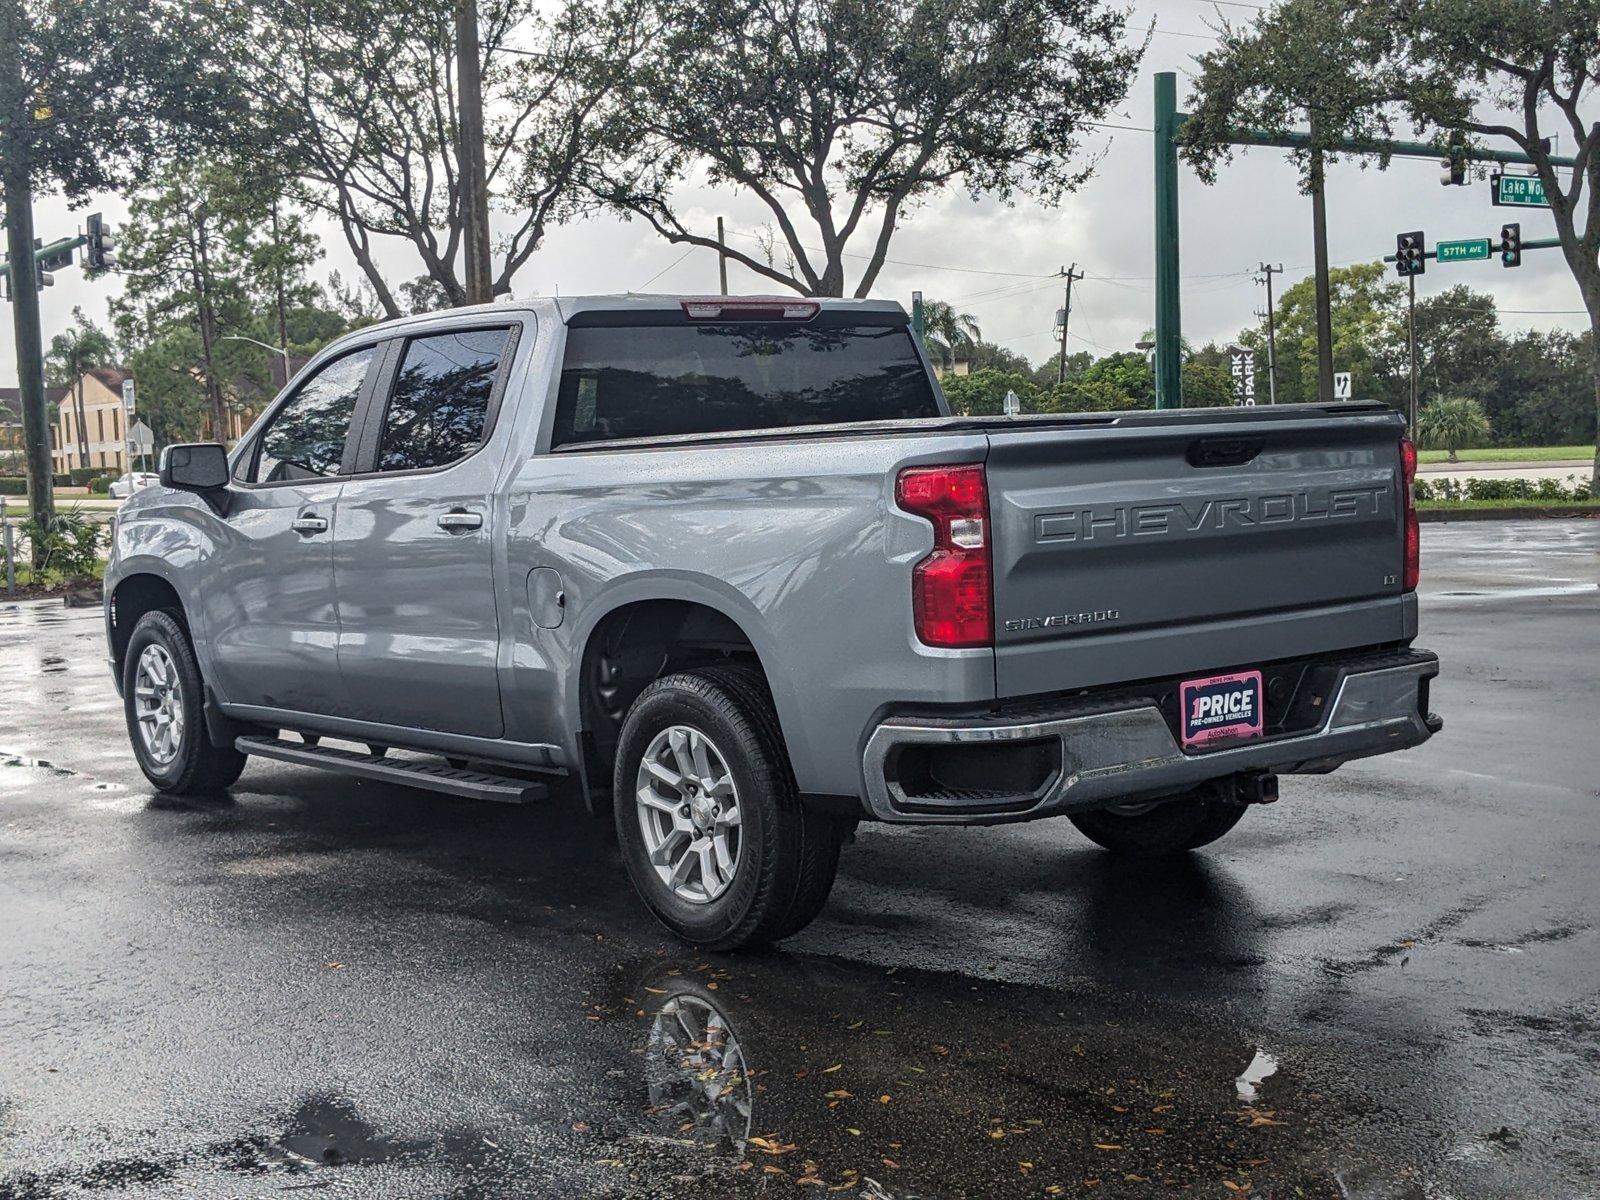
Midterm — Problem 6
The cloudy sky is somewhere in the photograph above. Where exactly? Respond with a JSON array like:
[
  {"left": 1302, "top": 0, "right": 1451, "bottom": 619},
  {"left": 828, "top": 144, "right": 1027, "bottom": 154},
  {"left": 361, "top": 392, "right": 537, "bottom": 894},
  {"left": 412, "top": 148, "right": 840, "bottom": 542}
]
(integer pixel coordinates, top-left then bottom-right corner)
[{"left": 3, "top": 0, "right": 1590, "bottom": 388}]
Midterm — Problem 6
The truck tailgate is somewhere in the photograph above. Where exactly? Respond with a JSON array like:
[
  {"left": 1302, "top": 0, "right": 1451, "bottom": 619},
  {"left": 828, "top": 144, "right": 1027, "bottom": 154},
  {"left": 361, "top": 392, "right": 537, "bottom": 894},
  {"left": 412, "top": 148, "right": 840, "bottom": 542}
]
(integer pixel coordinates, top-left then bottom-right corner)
[{"left": 985, "top": 407, "right": 1409, "bottom": 698}]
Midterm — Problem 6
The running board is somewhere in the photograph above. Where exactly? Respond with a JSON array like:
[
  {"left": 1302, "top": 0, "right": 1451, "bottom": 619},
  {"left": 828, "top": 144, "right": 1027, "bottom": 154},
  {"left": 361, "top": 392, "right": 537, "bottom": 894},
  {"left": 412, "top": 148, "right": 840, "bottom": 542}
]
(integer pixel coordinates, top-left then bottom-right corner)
[{"left": 235, "top": 735, "right": 548, "bottom": 804}]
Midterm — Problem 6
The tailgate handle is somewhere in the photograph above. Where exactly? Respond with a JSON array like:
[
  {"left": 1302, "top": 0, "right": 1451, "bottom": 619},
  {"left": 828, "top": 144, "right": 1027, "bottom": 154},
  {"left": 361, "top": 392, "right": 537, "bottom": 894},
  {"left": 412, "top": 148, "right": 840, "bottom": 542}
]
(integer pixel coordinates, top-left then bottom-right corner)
[{"left": 1187, "top": 437, "right": 1264, "bottom": 468}]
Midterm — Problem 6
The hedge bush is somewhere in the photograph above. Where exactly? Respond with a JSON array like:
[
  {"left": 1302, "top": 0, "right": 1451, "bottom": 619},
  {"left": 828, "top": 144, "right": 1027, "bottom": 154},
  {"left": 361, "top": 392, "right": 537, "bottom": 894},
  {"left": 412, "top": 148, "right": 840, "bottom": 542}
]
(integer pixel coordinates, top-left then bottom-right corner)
[
  {"left": 0, "top": 477, "right": 26, "bottom": 496},
  {"left": 1414, "top": 474, "right": 1593, "bottom": 503}
]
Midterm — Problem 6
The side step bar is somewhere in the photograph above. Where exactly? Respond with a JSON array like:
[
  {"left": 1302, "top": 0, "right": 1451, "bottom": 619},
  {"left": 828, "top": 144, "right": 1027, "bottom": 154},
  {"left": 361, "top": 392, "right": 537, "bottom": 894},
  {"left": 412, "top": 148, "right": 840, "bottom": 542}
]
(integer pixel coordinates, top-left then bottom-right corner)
[{"left": 235, "top": 735, "right": 548, "bottom": 804}]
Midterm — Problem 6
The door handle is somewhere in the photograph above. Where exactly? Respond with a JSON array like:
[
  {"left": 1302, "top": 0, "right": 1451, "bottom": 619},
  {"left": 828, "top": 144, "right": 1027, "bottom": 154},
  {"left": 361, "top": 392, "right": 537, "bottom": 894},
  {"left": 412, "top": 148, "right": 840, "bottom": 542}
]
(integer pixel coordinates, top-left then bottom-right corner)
[
  {"left": 437, "top": 510, "right": 484, "bottom": 532},
  {"left": 291, "top": 514, "right": 329, "bottom": 535}
]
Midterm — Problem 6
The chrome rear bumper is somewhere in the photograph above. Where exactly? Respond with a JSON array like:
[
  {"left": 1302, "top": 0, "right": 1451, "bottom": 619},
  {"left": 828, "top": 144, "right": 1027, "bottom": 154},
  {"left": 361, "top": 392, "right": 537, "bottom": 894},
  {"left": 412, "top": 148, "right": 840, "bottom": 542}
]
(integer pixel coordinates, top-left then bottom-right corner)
[{"left": 862, "top": 650, "right": 1440, "bottom": 825}]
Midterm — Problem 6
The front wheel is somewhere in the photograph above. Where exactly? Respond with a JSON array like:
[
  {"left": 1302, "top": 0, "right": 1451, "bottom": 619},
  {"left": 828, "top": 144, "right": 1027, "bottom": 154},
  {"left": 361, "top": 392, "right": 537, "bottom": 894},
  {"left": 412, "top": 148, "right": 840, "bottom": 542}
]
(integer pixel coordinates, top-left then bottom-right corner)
[
  {"left": 614, "top": 666, "right": 842, "bottom": 951},
  {"left": 123, "top": 610, "right": 248, "bottom": 795},
  {"left": 1069, "top": 786, "right": 1247, "bottom": 857}
]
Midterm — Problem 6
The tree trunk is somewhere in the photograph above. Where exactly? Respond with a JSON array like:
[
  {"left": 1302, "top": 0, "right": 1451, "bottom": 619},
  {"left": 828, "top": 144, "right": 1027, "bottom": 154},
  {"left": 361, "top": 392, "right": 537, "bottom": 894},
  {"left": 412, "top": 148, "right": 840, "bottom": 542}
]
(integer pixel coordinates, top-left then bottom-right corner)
[
  {"left": 271, "top": 200, "right": 290, "bottom": 386},
  {"left": 192, "top": 219, "right": 228, "bottom": 442},
  {"left": 1589, "top": 312, "right": 1599, "bottom": 493},
  {"left": 0, "top": 57, "right": 55, "bottom": 562}
]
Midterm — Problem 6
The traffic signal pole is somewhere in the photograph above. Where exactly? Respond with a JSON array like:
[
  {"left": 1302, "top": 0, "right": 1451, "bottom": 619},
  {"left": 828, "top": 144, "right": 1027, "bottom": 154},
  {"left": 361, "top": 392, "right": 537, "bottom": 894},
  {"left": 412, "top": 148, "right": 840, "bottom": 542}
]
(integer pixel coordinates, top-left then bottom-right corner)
[
  {"left": 1153, "top": 73, "right": 1182, "bottom": 409},
  {"left": 1407, "top": 273, "right": 1418, "bottom": 429},
  {"left": 1150, "top": 71, "right": 1578, "bottom": 417}
]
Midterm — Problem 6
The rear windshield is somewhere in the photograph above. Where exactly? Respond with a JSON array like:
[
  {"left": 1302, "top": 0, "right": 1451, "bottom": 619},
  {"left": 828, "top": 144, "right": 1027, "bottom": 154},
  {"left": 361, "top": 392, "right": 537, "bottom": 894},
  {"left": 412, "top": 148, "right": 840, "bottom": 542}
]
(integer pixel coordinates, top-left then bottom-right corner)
[{"left": 552, "top": 320, "right": 940, "bottom": 447}]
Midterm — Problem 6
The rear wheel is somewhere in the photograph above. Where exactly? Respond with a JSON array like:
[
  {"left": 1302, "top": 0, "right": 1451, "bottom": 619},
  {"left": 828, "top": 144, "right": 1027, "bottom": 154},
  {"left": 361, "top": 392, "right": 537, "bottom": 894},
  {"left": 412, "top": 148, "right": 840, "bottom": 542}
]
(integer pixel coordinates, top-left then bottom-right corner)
[
  {"left": 614, "top": 666, "right": 842, "bottom": 951},
  {"left": 123, "top": 610, "right": 248, "bottom": 795},
  {"left": 1069, "top": 786, "right": 1246, "bottom": 857}
]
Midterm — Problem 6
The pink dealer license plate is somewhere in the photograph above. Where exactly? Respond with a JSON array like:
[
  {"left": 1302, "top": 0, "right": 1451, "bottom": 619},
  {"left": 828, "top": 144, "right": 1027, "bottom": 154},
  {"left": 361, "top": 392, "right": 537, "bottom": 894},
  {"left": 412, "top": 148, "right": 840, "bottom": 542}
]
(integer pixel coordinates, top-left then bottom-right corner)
[{"left": 1179, "top": 670, "right": 1264, "bottom": 749}]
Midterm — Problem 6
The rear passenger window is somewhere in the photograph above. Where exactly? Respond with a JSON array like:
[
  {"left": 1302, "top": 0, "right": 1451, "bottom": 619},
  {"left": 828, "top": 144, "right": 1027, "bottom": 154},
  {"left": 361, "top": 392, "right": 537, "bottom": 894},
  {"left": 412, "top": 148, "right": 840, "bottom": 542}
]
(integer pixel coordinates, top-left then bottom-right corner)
[
  {"left": 376, "top": 328, "right": 510, "bottom": 472},
  {"left": 249, "top": 348, "right": 373, "bottom": 483}
]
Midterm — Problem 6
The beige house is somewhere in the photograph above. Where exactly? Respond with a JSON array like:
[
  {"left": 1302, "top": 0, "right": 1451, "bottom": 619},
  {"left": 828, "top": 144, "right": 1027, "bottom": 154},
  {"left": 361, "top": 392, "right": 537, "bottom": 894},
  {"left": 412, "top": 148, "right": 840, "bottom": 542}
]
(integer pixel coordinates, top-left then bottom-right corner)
[{"left": 51, "top": 367, "right": 136, "bottom": 473}]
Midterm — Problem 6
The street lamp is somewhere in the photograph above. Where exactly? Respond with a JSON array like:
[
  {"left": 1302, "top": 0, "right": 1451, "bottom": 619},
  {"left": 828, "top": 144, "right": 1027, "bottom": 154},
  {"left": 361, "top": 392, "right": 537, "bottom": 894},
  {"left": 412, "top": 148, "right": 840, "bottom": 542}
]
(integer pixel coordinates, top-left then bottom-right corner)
[{"left": 220, "top": 334, "right": 290, "bottom": 361}]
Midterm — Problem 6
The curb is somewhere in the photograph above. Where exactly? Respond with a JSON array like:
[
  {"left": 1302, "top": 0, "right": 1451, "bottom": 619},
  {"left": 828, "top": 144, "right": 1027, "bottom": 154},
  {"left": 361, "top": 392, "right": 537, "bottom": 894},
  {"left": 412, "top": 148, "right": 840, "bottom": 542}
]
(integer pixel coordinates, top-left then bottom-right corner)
[
  {"left": 1417, "top": 459, "right": 1591, "bottom": 475},
  {"left": 1419, "top": 506, "right": 1599, "bottom": 522}
]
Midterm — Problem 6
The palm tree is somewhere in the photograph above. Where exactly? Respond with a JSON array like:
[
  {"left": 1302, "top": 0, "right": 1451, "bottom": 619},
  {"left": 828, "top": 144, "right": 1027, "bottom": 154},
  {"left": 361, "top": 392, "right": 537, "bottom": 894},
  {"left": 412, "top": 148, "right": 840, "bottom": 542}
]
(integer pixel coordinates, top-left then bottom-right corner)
[
  {"left": 920, "top": 300, "right": 982, "bottom": 370},
  {"left": 1416, "top": 396, "right": 1490, "bottom": 463}
]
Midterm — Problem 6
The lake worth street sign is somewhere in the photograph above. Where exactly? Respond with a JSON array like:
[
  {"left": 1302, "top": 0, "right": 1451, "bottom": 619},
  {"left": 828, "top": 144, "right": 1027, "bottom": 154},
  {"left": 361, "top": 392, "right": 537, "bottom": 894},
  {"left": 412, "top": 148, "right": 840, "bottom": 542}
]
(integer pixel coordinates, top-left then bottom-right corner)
[{"left": 1491, "top": 174, "right": 1549, "bottom": 208}]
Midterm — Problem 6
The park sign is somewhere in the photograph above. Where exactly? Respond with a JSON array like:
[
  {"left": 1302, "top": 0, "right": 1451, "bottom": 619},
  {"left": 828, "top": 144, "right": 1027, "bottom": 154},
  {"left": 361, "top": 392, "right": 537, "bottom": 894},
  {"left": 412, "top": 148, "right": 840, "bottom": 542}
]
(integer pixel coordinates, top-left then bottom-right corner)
[
  {"left": 1492, "top": 174, "right": 1549, "bottom": 208},
  {"left": 1437, "top": 238, "right": 1490, "bottom": 263}
]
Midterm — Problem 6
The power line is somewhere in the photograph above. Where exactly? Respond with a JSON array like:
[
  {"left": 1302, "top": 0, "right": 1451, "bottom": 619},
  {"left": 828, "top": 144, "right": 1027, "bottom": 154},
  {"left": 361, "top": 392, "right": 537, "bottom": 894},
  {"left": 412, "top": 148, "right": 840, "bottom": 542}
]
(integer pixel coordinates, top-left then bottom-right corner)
[{"left": 633, "top": 245, "right": 698, "bottom": 290}]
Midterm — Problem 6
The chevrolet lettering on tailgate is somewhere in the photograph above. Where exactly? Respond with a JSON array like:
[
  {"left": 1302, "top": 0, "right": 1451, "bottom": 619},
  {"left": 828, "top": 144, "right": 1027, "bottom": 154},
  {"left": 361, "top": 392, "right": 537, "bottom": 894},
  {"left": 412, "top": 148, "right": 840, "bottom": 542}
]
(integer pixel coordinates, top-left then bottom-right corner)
[{"left": 1035, "top": 486, "right": 1389, "bottom": 544}]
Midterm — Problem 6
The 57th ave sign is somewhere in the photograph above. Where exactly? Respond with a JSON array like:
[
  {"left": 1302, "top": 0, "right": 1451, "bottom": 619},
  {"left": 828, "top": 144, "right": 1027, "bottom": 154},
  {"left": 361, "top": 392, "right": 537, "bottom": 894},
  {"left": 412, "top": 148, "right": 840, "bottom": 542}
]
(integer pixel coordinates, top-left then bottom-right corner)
[
  {"left": 1492, "top": 175, "right": 1549, "bottom": 208},
  {"left": 1437, "top": 238, "right": 1490, "bottom": 263}
]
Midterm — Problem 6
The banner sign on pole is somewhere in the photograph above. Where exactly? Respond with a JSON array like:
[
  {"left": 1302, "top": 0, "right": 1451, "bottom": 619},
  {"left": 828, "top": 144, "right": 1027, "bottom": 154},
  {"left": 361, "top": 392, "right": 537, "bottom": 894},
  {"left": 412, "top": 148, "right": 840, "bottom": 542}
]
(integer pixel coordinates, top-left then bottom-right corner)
[{"left": 1229, "top": 346, "right": 1256, "bottom": 406}]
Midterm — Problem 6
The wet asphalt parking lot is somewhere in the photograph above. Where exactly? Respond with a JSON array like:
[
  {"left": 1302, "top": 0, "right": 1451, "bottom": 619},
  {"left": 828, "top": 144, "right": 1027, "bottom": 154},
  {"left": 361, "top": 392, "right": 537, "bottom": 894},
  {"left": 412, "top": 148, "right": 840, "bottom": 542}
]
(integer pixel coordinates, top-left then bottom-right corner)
[{"left": 1, "top": 520, "right": 1596, "bottom": 1199}]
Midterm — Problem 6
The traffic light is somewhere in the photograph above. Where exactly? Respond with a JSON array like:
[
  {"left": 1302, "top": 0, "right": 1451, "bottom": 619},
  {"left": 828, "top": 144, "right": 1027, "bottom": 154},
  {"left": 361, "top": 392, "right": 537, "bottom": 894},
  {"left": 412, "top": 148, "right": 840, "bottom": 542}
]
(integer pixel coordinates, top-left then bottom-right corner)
[
  {"left": 1499, "top": 222, "right": 1521, "bottom": 268},
  {"left": 1395, "top": 231, "right": 1426, "bottom": 277},
  {"left": 85, "top": 212, "right": 116, "bottom": 273},
  {"left": 1439, "top": 132, "right": 1467, "bottom": 185},
  {"left": 35, "top": 265, "right": 54, "bottom": 290}
]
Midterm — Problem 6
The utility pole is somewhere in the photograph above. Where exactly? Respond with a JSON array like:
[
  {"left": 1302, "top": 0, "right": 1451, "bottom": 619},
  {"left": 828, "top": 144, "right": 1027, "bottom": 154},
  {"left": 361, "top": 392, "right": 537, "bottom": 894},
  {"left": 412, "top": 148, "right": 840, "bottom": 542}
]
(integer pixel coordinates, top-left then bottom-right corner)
[
  {"left": 1255, "top": 262, "right": 1282, "bottom": 405},
  {"left": 1056, "top": 263, "right": 1083, "bottom": 385},
  {"left": 0, "top": 11, "right": 54, "bottom": 552},
  {"left": 455, "top": 0, "right": 493, "bottom": 305},
  {"left": 716, "top": 217, "right": 728, "bottom": 295}
]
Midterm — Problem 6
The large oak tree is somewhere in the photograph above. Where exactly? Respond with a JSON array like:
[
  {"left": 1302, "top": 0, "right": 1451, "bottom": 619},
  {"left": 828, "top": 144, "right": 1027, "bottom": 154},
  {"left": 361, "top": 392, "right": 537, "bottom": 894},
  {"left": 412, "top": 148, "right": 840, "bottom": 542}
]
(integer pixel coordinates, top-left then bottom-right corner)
[{"left": 583, "top": 0, "right": 1143, "bottom": 297}]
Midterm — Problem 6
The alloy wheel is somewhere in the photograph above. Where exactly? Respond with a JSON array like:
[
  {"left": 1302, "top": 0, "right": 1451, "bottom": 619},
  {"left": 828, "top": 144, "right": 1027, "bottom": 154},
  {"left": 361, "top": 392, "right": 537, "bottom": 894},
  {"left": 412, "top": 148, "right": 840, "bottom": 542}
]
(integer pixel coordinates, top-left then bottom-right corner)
[
  {"left": 634, "top": 725, "right": 743, "bottom": 904},
  {"left": 134, "top": 643, "right": 184, "bottom": 765}
]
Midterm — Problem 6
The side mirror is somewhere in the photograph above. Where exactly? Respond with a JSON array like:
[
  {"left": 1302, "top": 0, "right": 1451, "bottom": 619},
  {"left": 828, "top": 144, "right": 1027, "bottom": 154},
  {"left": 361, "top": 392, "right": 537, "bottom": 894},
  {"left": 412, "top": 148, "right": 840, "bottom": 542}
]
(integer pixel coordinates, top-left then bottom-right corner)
[{"left": 159, "top": 443, "right": 230, "bottom": 492}]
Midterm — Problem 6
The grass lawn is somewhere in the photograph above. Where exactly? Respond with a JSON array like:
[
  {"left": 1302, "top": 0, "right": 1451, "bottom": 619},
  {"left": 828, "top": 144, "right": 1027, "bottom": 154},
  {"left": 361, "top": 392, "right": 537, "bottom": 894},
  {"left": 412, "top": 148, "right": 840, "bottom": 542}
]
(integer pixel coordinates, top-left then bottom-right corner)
[{"left": 1417, "top": 445, "right": 1593, "bottom": 464}]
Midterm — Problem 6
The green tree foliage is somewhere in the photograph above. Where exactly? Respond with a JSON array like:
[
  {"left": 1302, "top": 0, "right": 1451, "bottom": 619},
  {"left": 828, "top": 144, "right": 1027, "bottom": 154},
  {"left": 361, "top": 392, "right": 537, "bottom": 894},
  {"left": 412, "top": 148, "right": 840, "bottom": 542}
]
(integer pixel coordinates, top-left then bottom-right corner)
[
  {"left": 1480, "top": 329, "right": 1595, "bottom": 447},
  {"left": 1179, "top": 0, "right": 1600, "bottom": 485},
  {"left": 44, "top": 308, "right": 116, "bottom": 387},
  {"left": 585, "top": 0, "right": 1143, "bottom": 297},
  {"left": 1417, "top": 396, "right": 1491, "bottom": 462},
  {"left": 920, "top": 300, "right": 982, "bottom": 370},
  {"left": 1236, "top": 262, "right": 1404, "bottom": 407},
  {"left": 964, "top": 341, "right": 1035, "bottom": 376},
  {"left": 1031, "top": 349, "right": 1094, "bottom": 390},
  {"left": 0, "top": 0, "right": 222, "bottom": 203},
  {"left": 114, "top": 159, "right": 324, "bottom": 440},
  {"left": 940, "top": 370, "right": 1040, "bottom": 416},
  {"left": 224, "top": 0, "right": 636, "bottom": 316}
]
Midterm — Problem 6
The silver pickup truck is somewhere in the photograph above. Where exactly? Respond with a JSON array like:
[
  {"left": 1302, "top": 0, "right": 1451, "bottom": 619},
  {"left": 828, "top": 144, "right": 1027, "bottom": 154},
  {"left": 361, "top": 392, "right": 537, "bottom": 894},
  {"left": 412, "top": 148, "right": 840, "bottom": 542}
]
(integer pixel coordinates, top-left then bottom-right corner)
[{"left": 105, "top": 296, "right": 1440, "bottom": 949}]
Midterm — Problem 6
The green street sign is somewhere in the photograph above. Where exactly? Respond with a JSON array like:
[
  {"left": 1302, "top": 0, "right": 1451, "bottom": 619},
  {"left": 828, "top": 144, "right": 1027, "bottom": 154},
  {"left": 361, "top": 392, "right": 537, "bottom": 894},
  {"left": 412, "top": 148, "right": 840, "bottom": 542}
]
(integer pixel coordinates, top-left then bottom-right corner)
[
  {"left": 1437, "top": 238, "right": 1490, "bottom": 263},
  {"left": 1493, "top": 175, "right": 1549, "bottom": 208}
]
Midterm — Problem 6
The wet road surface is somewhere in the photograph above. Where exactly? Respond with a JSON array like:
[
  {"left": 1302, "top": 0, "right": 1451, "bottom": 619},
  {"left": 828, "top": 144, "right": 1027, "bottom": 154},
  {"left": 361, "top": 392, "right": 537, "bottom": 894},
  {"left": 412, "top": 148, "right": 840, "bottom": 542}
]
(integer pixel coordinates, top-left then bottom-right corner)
[{"left": 1, "top": 522, "right": 1596, "bottom": 1198}]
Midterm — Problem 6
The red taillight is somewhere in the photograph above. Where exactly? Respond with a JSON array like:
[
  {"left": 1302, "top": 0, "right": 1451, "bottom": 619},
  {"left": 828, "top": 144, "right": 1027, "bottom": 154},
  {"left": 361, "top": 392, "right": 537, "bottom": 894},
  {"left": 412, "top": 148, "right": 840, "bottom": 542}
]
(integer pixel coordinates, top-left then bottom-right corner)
[
  {"left": 1400, "top": 437, "right": 1419, "bottom": 591},
  {"left": 896, "top": 464, "right": 992, "bottom": 648}
]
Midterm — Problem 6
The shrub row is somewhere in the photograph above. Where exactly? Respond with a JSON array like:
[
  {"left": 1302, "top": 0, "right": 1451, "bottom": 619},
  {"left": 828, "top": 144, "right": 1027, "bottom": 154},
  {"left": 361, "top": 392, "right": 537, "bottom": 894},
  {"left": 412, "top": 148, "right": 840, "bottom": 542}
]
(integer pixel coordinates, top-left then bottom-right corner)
[{"left": 1415, "top": 474, "right": 1593, "bottom": 503}]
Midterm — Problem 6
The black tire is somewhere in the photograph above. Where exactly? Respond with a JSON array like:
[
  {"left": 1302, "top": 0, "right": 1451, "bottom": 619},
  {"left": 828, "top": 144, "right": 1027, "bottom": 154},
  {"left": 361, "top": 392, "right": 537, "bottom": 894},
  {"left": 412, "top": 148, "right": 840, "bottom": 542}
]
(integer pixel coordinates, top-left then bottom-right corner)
[
  {"left": 613, "top": 665, "right": 842, "bottom": 951},
  {"left": 1069, "top": 786, "right": 1246, "bottom": 857},
  {"left": 122, "top": 610, "right": 248, "bottom": 795}
]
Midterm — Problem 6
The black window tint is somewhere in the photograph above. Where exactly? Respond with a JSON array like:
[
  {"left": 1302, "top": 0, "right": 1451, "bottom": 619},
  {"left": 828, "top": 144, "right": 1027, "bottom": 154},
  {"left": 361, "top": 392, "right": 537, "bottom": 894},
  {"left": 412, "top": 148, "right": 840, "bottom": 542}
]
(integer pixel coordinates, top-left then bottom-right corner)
[
  {"left": 251, "top": 348, "right": 372, "bottom": 483},
  {"left": 377, "top": 328, "right": 509, "bottom": 472},
  {"left": 552, "top": 322, "right": 939, "bottom": 447}
]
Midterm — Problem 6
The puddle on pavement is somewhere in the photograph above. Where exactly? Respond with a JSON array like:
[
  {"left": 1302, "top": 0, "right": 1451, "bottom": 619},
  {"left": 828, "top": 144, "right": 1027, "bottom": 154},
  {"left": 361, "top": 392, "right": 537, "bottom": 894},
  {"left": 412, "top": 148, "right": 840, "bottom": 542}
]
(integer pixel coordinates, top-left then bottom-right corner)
[
  {"left": 1235, "top": 1047, "right": 1279, "bottom": 1102},
  {"left": 585, "top": 956, "right": 1345, "bottom": 1197}
]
